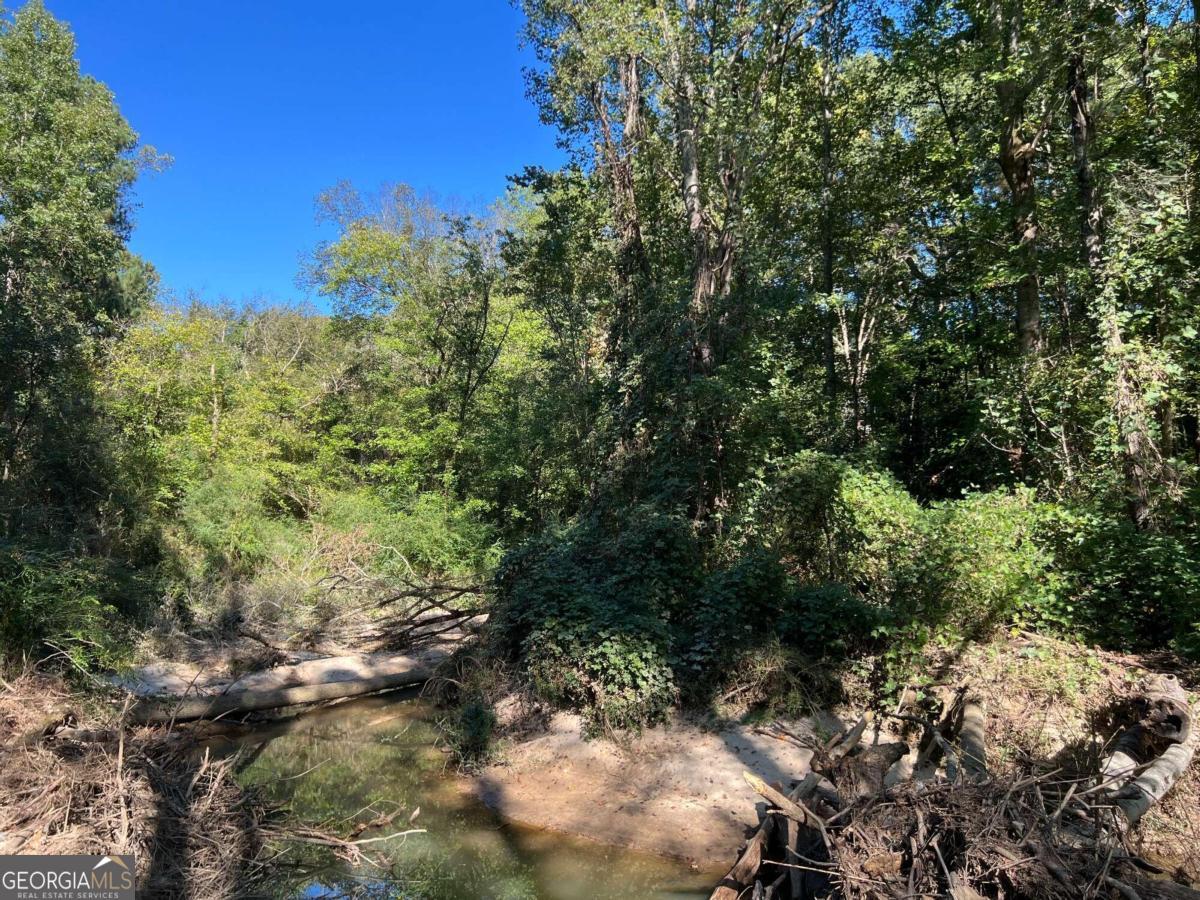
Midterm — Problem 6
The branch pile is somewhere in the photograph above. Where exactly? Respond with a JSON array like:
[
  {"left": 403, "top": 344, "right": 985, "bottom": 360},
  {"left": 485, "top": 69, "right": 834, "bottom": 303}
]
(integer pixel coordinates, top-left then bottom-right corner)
[
  {"left": 1, "top": 674, "right": 423, "bottom": 895},
  {"left": 284, "top": 574, "right": 486, "bottom": 652},
  {"left": 1, "top": 676, "right": 274, "bottom": 896},
  {"left": 712, "top": 675, "right": 1200, "bottom": 899}
]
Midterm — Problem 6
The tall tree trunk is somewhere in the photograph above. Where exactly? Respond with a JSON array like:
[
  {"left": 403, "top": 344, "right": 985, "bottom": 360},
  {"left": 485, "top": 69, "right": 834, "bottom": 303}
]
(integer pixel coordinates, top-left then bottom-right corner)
[
  {"left": 993, "top": 0, "right": 1041, "bottom": 355},
  {"left": 819, "top": 5, "right": 840, "bottom": 414},
  {"left": 1068, "top": 47, "right": 1157, "bottom": 528},
  {"left": 592, "top": 55, "right": 652, "bottom": 363},
  {"left": 1131, "top": 0, "right": 1177, "bottom": 468},
  {"left": 1068, "top": 52, "right": 1102, "bottom": 274},
  {"left": 820, "top": 58, "right": 837, "bottom": 406},
  {"left": 998, "top": 111, "right": 1041, "bottom": 355},
  {"left": 1194, "top": 0, "right": 1200, "bottom": 101},
  {"left": 661, "top": 3, "right": 725, "bottom": 376}
]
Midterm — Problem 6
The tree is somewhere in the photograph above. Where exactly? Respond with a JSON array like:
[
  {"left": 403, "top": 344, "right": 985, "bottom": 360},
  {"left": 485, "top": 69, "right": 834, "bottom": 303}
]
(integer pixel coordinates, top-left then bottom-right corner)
[{"left": 0, "top": 1, "right": 148, "bottom": 533}]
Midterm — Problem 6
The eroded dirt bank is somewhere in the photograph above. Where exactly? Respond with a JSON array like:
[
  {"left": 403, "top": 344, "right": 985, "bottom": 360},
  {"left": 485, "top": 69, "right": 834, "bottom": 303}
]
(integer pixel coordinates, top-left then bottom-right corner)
[{"left": 474, "top": 634, "right": 1200, "bottom": 883}]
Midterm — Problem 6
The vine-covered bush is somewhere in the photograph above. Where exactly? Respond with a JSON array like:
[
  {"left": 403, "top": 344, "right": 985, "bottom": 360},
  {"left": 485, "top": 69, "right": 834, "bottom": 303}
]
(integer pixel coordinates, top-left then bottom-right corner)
[
  {"left": 492, "top": 508, "right": 806, "bottom": 729},
  {"left": 743, "top": 451, "right": 925, "bottom": 606},
  {"left": 923, "top": 488, "right": 1055, "bottom": 639},
  {"left": 677, "top": 549, "right": 794, "bottom": 702},
  {"left": 1040, "top": 500, "right": 1200, "bottom": 657},
  {"left": 783, "top": 584, "right": 891, "bottom": 659},
  {"left": 491, "top": 458, "right": 1082, "bottom": 727},
  {"left": 492, "top": 510, "right": 693, "bottom": 731}
]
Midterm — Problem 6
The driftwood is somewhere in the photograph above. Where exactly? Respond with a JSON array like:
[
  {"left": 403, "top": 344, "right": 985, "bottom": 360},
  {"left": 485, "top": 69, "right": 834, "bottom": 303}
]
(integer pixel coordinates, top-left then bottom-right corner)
[
  {"left": 129, "top": 652, "right": 443, "bottom": 723},
  {"left": 1106, "top": 675, "right": 1197, "bottom": 826},
  {"left": 711, "top": 676, "right": 1200, "bottom": 900},
  {"left": 713, "top": 773, "right": 825, "bottom": 900}
]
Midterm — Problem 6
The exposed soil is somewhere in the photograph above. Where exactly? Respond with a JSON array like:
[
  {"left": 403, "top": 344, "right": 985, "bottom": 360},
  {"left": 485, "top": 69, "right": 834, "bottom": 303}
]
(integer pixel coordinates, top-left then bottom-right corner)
[
  {"left": 475, "top": 633, "right": 1200, "bottom": 882},
  {"left": 476, "top": 709, "right": 863, "bottom": 865}
]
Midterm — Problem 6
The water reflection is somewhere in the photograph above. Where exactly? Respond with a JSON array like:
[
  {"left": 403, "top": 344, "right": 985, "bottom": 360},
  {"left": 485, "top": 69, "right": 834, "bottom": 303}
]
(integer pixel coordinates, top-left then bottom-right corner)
[{"left": 206, "top": 691, "right": 719, "bottom": 899}]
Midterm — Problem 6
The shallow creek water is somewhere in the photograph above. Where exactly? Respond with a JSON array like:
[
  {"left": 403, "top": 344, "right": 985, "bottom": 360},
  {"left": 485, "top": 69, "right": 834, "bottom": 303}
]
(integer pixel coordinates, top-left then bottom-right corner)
[{"left": 205, "top": 689, "right": 723, "bottom": 899}]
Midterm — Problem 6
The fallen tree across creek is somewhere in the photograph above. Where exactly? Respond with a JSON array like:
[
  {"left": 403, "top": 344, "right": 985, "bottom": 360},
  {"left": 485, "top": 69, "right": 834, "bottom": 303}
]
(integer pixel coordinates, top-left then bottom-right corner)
[
  {"left": 126, "top": 576, "right": 486, "bottom": 723},
  {"left": 711, "top": 675, "right": 1200, "bottom": 899},
  {"left": 127, "top": 649, "right": 449, "bottom": 723}
]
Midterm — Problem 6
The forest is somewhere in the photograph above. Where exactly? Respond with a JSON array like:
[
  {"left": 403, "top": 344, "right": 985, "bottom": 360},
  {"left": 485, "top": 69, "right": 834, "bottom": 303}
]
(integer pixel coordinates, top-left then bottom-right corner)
[{"left": 1, "top": 0, "right": 1199, "bottom": 896}]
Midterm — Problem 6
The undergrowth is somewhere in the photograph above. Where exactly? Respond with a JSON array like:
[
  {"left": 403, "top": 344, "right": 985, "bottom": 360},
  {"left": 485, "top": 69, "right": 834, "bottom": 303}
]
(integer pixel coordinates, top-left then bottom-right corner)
[{"left": 489, "top": 452, "right": 1200, "bottom": 731}]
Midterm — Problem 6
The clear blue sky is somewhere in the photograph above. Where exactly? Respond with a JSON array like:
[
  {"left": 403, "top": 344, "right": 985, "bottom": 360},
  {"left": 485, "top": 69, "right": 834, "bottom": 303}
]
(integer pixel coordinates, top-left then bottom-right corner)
[{"left": 45, "top": 1, "right": 562, "bottom": 306}]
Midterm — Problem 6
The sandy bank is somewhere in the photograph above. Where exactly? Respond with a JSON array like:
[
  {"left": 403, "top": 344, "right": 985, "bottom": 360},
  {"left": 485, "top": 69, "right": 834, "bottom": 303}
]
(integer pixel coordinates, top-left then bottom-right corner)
[{"left": 475, "top": 711, "right": 854, "bottom": 866}]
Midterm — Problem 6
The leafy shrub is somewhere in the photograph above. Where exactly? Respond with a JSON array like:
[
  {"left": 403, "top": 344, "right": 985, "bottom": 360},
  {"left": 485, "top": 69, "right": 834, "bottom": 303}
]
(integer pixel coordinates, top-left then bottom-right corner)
[
  {"left": 525, "top": 622, "right": 677, "bottom": 733},
  {"left": 495, "top": 507, "right": 826, "bottom": 727},
  {"left": 317, "top": 489, "right": 500, "bottom": 578},
  {"left": 783, "top": 583, "right": 891, "bottom": 658},
  {"left": 737, "top": 455, "right": 1066, "bottom": 690},
  {"left": 492, "top": 510, "right": 692, "bottom": 732},
  {"left": 180, "top": 467, "right": 302, "bottom": 577},
  {"left": 0, "top": 546, "right": 139, "bottom": 671},
  {"left": 744, "top": 451, "right": 924, "bottom": 606},
  {"left": 677, "top": 550, "right": 793, "bottom": 700},
  {"left": 493, "top": 466, "right": 1071, "bottom": 726},
  {"left": 1040, "top": 503, "right": 1200, "bottom": 657},
  {"left": 923, "top": 488, "right": 1055, "bottom": 638}
]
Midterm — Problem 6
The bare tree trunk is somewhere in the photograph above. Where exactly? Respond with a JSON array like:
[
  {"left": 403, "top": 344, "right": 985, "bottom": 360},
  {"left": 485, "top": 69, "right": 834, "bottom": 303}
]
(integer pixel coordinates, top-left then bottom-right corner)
[
  {"left": 1068, "top": 52, "right": 1102, "bottom": 274},
  {"left": 592, "top": 55, "right": 652, "bottom": 362},
  {"left": 661, "top": 4, "right": 715, "bottom": 375},
  {"left": 820, "top": 49, "right": 838, "bottom": 412}
]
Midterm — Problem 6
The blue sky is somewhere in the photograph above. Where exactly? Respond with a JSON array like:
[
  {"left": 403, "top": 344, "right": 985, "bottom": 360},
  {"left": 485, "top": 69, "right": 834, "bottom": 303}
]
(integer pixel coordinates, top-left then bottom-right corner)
[{"left": 45, "top": 1, "right": 563, "bottom": 307}]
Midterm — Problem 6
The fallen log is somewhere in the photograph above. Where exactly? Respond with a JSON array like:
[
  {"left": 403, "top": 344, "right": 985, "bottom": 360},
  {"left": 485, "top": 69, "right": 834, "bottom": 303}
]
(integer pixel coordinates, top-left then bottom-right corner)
[
  {"left": 710, "top": 814, "right": 777, "bottom": 900},
  {"left": 129, "top": 651, "right": 443, "bottom": 723},
  {"left": 958, "top": 696, "right": 988, "bottom": 782},
  {"left": 1097, "top": 675, "right": 1197, "bottom": 826},
  {"left": 1112, "top": 702, "right": 1199, "bottom": 826}
]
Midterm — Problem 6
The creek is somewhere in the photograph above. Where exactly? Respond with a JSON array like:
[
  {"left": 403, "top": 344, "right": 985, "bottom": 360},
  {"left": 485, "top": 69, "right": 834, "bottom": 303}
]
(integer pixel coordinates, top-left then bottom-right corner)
[{"left": 205, "top": 689, "right": 722, "bottom": 899}]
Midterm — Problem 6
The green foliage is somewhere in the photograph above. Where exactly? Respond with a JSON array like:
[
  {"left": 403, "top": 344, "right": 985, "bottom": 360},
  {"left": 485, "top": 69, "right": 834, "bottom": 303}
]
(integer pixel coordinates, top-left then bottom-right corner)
[
  {"left": 785, "top": 584, "right": 891, "bottom": 659},
  {"left": 745, "top": 452, "right": 924, "bottom": 606},
  {"left": 926, "top": 489, "right": 1056, "bottom": 638},
  {"left": 180, "top": 468, "right": 298, "bottom": 577},
  {"left": 492, "top": 512, "right": 691, "bottom": 732},
  {"left": 0, "top": 546, "right": 139, "bottom": 671},
  {"left": 1040, "top": 502, "right": 1200, "bottom": 657},
  {"left": 5, "top": 0, "right": 1200, "bottom": 716},
  {"left": 0, "top": 1, "right": 151, "bottom": 530},
  {"left": 316, "top": 489, "right": 501, "bottom": 579}
]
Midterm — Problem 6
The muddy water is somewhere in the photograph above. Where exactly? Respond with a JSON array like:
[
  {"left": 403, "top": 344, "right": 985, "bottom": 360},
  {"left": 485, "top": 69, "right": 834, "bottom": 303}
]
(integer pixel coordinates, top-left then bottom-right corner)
[{"left": 206, "top": 690, "right": 722, "bottom": 899}]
